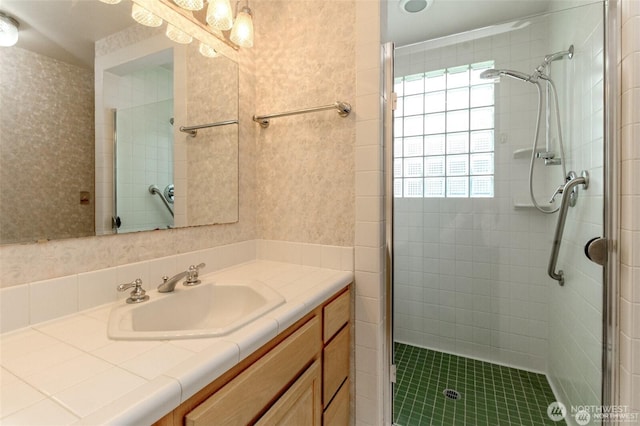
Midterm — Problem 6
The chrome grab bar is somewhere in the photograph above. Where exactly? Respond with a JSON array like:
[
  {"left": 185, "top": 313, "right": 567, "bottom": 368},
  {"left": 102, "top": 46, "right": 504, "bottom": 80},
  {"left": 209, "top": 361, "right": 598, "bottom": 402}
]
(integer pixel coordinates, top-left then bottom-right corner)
[
  {"left": 252, "top": 101, "right": 351, "bottom": 128},
  {"left": 148, "top": 184, "right": 174, "bottom": 218},
  {"left": 548, "top": 170, "right": 589, "bottom": 286}
]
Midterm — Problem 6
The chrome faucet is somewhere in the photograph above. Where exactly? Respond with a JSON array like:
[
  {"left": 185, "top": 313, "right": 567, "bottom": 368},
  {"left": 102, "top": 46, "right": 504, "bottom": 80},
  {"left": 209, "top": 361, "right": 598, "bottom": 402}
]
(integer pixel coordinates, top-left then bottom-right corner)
[
  {"left": 117, "top": 278, "right": 149, "bottom": 304},
  {"left": 157, "top": 263, "right": 206, "bottom": 293}
]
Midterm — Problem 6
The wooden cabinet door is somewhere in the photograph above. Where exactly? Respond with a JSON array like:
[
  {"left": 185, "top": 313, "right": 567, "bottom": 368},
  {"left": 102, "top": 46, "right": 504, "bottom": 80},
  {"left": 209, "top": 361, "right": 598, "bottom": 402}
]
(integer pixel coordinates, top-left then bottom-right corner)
[
  {"left": 255, "top": 360, "right": 321, "bottom": 426},
  {"left": 323, "top": 379, "right": 350, "bottom": 426},
  {"left": 185, "top": 317, "right": 321, "bottom": 426}
]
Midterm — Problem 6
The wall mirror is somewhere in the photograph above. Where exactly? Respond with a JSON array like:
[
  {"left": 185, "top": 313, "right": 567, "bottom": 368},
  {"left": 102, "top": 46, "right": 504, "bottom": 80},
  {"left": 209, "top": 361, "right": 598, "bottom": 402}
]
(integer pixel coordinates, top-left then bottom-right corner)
[{"left": 0, "top": 0, "right": 239, "bottom": 245}]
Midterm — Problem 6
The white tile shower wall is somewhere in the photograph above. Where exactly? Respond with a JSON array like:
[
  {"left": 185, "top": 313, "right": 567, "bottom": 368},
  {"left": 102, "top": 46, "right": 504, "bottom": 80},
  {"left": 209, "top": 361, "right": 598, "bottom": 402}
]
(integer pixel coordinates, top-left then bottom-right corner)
[
  {"left": 112, "top": 68, "right": 174, "bottom": 233},
  {"left": 393, "top": 21, "right": 554, "bottom": 372},
  {"left": 94, "top": 30, "right": 174, "bottom": 236},
  {"left": 544, "top": 3, "right": 605, "bottom": 418},
  {"left": 619, "top": 0, "right": 640, "bottom": 415}
]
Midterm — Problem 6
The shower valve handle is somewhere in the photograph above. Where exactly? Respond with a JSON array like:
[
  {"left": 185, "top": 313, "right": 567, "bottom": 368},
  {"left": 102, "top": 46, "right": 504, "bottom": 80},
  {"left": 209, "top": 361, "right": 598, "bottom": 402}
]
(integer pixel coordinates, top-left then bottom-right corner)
[{"left": 549, "top": 185, "right": 564, "bottom": 204}]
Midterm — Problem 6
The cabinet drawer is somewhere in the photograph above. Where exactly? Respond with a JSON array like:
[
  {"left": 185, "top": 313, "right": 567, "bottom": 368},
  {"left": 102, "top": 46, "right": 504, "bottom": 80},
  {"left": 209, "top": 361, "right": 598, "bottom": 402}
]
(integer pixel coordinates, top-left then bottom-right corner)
[
  {"left": 323, "top": 290, "right": 350, "bottom": 342},
  {"left": 323, "top": 324, "right": 349, "bottom": 405},
  {"left": 185, "top": 316, "right": 321, "bottom": 426},
  {"left": 323, "top": 378, "right": 350, "bottom": 426}
]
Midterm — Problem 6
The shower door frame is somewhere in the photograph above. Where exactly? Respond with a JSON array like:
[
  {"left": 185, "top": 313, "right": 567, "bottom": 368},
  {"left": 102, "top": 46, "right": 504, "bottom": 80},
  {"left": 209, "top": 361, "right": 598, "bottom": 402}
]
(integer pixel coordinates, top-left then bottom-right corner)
[
  {"left": 602, "top": 0, "right": 619, "bottom": 412},
  {"left": 383, "top": 0, "right": 620, "bottom": 422}
]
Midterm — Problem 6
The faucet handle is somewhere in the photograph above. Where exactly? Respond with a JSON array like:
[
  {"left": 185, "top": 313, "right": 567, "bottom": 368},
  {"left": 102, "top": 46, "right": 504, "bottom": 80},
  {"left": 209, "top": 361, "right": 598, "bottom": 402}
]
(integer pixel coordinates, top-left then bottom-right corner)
[
  {"left": 549, "top": 185, "right": 564, "bottom": 204},
  {"left": 185, "top": 263, "right": 206, "bottom": 286},
  {"left": 117, "top": 278, "right": 150, "bottom": 304}
]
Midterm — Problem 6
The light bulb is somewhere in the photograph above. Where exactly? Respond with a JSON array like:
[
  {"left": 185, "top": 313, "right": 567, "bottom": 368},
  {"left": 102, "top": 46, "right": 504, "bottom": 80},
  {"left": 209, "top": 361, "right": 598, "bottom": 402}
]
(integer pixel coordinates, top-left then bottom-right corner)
[
  {"left": 173, "top": 0, "right": 204, "bottom": 11},
  {"left": 0, "top": 13, "right": 19, "bottom": 47},
  {"left": 99, "top": 0, "right": 122, "bottom": 4},
  {"left": 229, "top": 6, "right": 253, "bottom": 48},
  {"left": 131, "top": 4, "right": 163, "bottom": 27},
  {"left": 199, "top": 42, "right": 218, "bottom": 58},
  {"left": 206, "top": 0, "right": 233, "bottom": 31},
  {"left": 166, "top": 24, "right": 193, "bottom": 44}
]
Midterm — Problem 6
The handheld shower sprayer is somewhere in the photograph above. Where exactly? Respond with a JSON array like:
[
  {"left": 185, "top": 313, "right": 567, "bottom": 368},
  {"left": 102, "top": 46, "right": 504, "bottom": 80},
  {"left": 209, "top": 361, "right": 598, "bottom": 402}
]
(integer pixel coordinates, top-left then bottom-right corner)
[
  {"left": 479, "top": 44, "right": 574, "bottom": 214},
  {"left": 480, "top": 68, "right": 536, "bottom": 83}
]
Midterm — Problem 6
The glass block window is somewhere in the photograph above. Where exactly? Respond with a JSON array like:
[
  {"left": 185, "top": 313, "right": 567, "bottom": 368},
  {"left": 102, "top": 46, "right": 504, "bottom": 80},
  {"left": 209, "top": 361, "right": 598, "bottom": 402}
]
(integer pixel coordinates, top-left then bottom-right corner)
[{"left": 394, "top": 61, "right": 495, "bottom": 198}]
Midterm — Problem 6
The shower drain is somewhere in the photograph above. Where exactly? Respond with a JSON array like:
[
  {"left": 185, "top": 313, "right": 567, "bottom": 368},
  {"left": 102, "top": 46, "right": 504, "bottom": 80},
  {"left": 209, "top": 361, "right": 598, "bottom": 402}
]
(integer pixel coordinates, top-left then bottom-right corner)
[{"left": 443, "top": 389, "right": 462, "bottom": 400}]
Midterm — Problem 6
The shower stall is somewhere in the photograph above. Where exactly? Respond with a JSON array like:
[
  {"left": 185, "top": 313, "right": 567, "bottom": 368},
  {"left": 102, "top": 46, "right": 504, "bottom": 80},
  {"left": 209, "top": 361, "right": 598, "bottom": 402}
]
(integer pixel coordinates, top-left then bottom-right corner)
[{"left": 389, "top": 2, "right": 611, "bottom": 425}]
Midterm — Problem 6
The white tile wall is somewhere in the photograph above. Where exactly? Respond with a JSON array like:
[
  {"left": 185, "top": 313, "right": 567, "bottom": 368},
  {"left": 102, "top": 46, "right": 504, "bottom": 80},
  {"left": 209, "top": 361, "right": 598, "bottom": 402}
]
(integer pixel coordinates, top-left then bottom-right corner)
[
  {"left": 0, "top": 240, "right": 353, "bottom": 335},
  {"left": 393, "top": 18, "right": 554, "bottom": 373},
  {"left": 94, "top": 33, "right": 176, "bottom": 236},
  {"left": 545, "top": 2, "right": 605, "bottom": 416},
  {"left": 110, "top": 67, "right": 174, "bottom": 233},
  {"left": 354, "top": 1, "right": 387, "bottom": 424},
  {"left": 0, "top": 240, "right": 255, "bottom": 333}
]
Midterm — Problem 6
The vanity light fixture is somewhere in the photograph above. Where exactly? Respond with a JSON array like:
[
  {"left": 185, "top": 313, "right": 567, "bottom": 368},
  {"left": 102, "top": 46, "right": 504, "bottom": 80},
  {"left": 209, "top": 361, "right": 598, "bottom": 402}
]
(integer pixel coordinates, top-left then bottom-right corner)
[
  {"left": 131, "top": 3, "right": 163, "bottom": 27},
  {"left": 199, "top": 42, "right": 218, "bottom": 58},
  {"left": 229, "top": 2, "right": 253, "bottom": 48},
  {"left": 173, "top": 0, "right": 204, "bottom": 11},
  {"left": 166, "top": 23, "right": 193, "bottom": 44},
  {"left": 206, "top": 0, "right": 234, "bottom": 31},
  {"left": 103, "top": 0, "right": 253, "bottom": 52},
  {"left": 0, "top": 12, "right": 19, "bottom": 47}
]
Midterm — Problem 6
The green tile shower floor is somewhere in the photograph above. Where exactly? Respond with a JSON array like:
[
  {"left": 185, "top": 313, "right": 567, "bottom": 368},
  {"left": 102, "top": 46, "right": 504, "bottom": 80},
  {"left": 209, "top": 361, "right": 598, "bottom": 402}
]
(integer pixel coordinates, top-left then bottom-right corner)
[{"left": 393, "top": 343, "right": 564, "bottom": 426}]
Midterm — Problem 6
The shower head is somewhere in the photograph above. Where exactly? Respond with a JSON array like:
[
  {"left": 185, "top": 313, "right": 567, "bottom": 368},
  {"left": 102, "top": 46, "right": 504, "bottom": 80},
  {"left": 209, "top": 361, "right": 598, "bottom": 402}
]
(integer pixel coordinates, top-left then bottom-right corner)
[
  {"left": 480, "top": 68, "right": 535, "bottom": 83},
  {"left": 543, "top": 45, "right": 574, "bottom": 65}
]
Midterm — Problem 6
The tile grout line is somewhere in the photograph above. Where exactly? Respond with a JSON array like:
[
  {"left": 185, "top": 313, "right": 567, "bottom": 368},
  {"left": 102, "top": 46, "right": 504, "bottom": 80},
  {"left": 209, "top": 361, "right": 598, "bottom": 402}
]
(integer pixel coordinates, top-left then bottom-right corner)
[{"left": 393, "top": 343, "right": 560, "bottom": 425}]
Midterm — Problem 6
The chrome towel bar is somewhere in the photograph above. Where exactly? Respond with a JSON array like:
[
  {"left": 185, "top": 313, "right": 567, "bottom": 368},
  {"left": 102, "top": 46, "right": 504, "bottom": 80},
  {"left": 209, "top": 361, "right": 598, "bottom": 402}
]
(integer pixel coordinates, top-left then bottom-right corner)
[
  {"left": 548, "top": 170, "right": 589, "bottom": 286},
  {"left": 253, "top": 101, "right": 351, "bottom": 128},
  {"left": 179, "top": 119, "right": 238, "bottom": 137}
]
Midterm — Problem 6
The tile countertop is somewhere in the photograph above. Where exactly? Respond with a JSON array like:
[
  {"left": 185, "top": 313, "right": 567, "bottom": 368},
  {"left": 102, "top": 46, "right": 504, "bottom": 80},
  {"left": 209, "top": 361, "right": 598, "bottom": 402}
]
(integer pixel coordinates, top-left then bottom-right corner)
[{"left": 0, "top": 260, "right": 353, "bottom": 425}]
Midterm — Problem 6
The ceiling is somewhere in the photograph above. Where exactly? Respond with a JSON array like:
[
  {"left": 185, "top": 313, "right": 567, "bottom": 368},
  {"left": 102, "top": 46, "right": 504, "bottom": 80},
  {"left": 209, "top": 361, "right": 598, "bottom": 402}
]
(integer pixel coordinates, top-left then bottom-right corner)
[
  {"left": 2, "top": 0, "right": 557, "bottom": 68},
  {"left": 384, "top": 0, "right": 552, "bottom": 47},
  {"left": 1, "top": 0, "right": 133, "bottom": 68}
]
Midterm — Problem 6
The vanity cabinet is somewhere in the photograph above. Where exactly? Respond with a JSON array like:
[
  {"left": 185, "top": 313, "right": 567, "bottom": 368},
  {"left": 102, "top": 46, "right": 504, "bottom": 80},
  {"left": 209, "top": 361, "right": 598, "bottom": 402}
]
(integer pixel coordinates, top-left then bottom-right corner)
[
  {"left": 154, "top": 285, "right": 351, "bottom": 426},
  {"left": 321, "top": 290, "right": 350, "bottom": 426}
]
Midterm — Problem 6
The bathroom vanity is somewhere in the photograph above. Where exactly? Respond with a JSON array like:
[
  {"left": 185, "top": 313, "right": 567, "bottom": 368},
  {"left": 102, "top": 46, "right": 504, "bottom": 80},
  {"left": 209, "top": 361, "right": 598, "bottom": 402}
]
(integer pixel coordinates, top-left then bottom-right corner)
[
  {"left": 0, "top": 259, "right": 353, "bottom": 425},
  {"left": 155, "top": 287, "right": 350, "bottom": 425}
]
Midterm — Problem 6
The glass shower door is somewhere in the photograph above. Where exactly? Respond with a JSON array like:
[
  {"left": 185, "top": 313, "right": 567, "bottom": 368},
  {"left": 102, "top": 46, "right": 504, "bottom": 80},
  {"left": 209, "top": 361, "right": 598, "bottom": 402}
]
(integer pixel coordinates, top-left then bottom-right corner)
[{"left": 389, "top": 3, "right": 608, "bottom": 425}]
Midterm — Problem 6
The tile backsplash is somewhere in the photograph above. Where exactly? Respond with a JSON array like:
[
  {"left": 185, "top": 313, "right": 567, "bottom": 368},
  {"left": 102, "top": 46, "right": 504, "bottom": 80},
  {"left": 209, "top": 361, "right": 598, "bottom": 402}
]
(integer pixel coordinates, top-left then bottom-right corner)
[{"left": 0, "top": 240, "right": 353, "bottom": 334}]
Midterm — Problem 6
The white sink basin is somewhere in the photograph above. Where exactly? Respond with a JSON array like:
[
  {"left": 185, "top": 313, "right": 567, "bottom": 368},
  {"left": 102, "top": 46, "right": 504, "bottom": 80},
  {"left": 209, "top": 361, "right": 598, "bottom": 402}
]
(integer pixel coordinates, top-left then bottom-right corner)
[{"left": 107, "top": 279, "right": 285, "bottom": 340}]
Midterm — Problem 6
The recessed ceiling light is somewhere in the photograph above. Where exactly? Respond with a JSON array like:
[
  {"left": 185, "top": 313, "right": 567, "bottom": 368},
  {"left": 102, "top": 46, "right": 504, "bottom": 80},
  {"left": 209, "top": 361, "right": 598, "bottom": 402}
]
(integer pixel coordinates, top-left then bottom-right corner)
[
  {"left": 399, "top": 0, "right": 433, "bottom": 14},
  {"left": 0, "top": 12, "right": 19, "bottom": 47}
]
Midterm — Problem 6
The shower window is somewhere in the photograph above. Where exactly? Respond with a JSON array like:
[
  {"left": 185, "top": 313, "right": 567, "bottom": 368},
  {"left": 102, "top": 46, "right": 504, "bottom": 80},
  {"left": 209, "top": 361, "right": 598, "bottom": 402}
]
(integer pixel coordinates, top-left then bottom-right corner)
[{"left": 394, "top": 61, "right": 495, "bottom": 198}]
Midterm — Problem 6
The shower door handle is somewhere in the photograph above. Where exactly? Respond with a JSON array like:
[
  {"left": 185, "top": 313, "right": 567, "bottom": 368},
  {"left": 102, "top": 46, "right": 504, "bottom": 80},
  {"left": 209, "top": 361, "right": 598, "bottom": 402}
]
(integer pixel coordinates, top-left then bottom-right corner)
[{"left": 585, "top": 237, "right": 607, "bottom": 266}]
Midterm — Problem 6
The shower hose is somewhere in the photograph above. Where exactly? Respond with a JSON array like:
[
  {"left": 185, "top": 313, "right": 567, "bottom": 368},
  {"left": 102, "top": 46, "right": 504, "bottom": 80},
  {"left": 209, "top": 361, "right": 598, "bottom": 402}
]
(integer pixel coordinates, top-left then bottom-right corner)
[{"left": 528, "top": 76, "right": 568, "bottom": 214}]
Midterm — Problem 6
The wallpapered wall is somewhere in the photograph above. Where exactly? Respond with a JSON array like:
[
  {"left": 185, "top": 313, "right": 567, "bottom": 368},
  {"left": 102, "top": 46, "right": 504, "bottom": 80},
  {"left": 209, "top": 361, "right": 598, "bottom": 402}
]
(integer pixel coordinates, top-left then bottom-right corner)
[
  {"left": 0, "top": 0, "right": 358, "bottom": 287},
  {"left": 253, "top": 0, "right": 357, "bottom": 247},
  {"left": 186, "top": 43, "right": 239, "bottom": 226},
  {"left": 0, "top": 25, "right": 256, "bottom": 287},
  {"left": 0, "top": 47, "right": 95, "bottom": 244}
]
